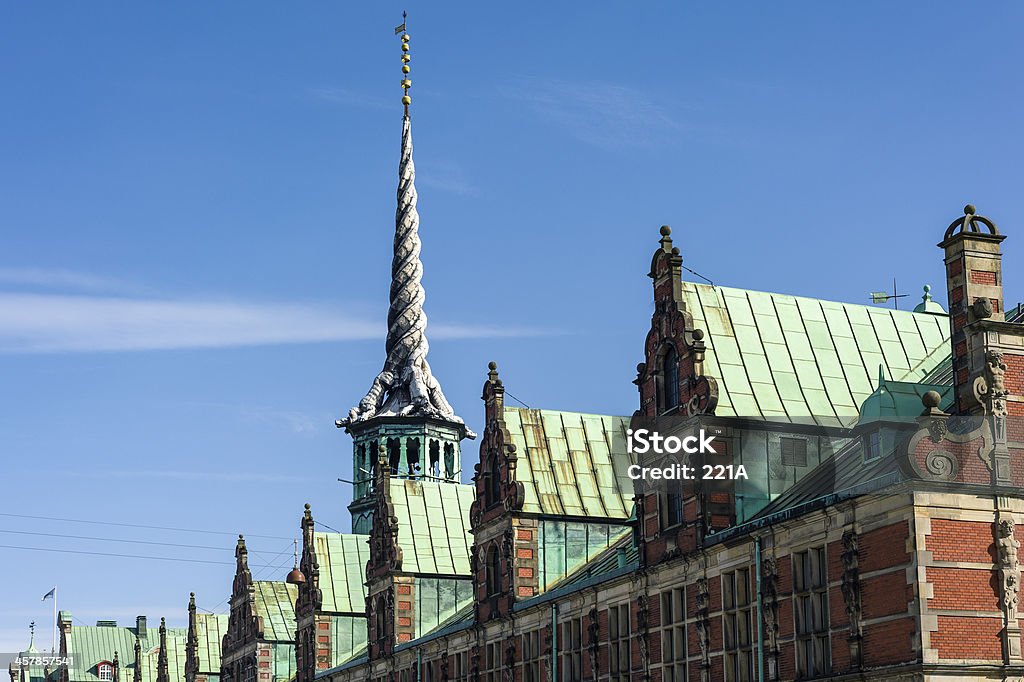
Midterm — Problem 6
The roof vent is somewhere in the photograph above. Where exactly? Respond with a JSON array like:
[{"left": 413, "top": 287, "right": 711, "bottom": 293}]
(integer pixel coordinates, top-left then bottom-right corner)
[{"left": 96, "top": 621, "right": 117, "bottom": 628}]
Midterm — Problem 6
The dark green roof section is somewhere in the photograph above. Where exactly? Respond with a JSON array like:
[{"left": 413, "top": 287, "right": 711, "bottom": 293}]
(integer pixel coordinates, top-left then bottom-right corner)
[
  {"left": 743, "top": 435, "right": 903, "bottom": 522},
  {"left": 252, "top": 581, "right": 297, "bottom": 643},
  {"left": 502, "top": 408, "right": 634, "bottom": 519},
  {"left": 682, "top": 282, "right": 952, "bottom": 425},
  {"left": 390, "top": 480, "right": 474, "bottom": 575},
  {"left": 312, "top": 533, "right": 369, "bottom": 615},
  {"left": 858, "top": 371, "right": 953, "bottom": 423}
]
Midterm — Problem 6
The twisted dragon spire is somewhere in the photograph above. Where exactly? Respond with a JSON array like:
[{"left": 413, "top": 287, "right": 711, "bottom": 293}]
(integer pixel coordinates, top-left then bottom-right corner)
[{"left": 338, "top": 26, "right": 465, "bottom": 430}]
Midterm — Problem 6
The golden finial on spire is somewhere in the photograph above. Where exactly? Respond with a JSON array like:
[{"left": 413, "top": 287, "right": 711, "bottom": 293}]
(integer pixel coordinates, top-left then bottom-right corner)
[{"left": 395, "top": 11, "right": 411, "bottom": 113}]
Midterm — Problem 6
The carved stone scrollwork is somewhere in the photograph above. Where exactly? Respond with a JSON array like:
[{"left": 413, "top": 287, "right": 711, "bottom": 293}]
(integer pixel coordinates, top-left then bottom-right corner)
[
  {"left": 924, "top": 449, "right": 959, "bottom": 481},
  {"left": 636, "top": 594, "right": 650, "bottom": 672},
  {"left": 995, "top": 515, "right": 1023, "bottom": 662},
  {"left": 760, "top": 555, "right": 779, "bottom": 680},
  {"left": 997, "top": 518, "right": 1020, "bottom": 613},
  {"left": 840, "top": 530, "right": 863, "bottom": 669},
  {"left": 586, "top": 607, "right": 599, "bottom": 679},
  {"left": 974, "top": 350, "right": 1009, "bottom": 417},
  {"left": 695, "top": 577, "right": 710, "bottom": 682},
  {"left": 503, "top": 640, "right": 515, "bottom": 682},
  {"left": 927, "top": 418, "right": 948, "bottom": 444}
]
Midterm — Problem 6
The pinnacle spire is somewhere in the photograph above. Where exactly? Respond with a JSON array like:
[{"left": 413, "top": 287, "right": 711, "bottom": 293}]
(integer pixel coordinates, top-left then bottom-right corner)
[{"left": 338, "top": 19, "right": 467, "bottom": 432}]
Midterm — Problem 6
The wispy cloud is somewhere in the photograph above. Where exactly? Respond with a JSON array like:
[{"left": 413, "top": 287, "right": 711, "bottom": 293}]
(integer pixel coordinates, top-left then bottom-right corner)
[
  {"left": 312, "top": 86, "right": 390, "bottom": 110},
  {"left": 502, "top": 77, "right": 685, "bottom": 149},
  {"left": 0, "top": 292, "right": 547, "bottom": 353},
  {"left": 0, "top": 267, "right": 129, "bottom": 293}
]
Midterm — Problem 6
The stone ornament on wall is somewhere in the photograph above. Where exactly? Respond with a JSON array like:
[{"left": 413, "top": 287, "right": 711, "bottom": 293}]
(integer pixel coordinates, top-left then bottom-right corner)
[
  {"left": 695, "top": 577, "right": 711, "bottom": 682},
  {"left": 760, "top": 554, "right": 780, "bottom": 680},
  {"left": 636, "top": 593, "right": 650, "bottom": 674},
  {"left": 974, "top": 350, "right": 1009, "bottom": 418},
  {"left": 995, "top": 513, "right": 1023, "bottom": 662},
  {"left": 840, "top": 530, "right": 864, "bottom": 668},
  {"left": 586, "top": 607, "right": 599, "bottom": 679},
  {"left": 996, "top": 518, "right": 1020, "bottom": 614},
  {"left": 904, "top": 399, "right": 994, "bottom": 482}
]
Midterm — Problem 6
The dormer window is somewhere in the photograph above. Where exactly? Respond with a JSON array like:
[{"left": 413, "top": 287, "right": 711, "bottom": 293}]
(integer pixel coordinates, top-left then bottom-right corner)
[
  {"left": 662, "top": 345, "right": 680, "bottom": 413},
  {"left": 98, "top": 663, "right": 113, "bottom": 681}
]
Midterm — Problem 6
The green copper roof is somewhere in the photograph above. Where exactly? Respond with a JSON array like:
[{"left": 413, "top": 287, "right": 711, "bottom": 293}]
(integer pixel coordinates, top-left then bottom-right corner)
[
  {"left": 858, "top": 373, "right": 953, "bottom": 423},
  {"left": 502, "top": 408, "right": 633, "bottom": 519},
  {"left": 193, "top": 614, "right": 227, "bottom": 674},
  {"left": 389, "top": 480, "right": 474, "bottom": 576},
  {"left": 682, "top": 282, "right": 951, "bottom": 425},
  {"left": 65, "top": 621, "right": 186, "bottom": 682},
  {"left": 252, "top": 581, "right": 297, "bottom": 643},
  {"left": 311, "top": 533, "right": 369, "bottom": 615}
]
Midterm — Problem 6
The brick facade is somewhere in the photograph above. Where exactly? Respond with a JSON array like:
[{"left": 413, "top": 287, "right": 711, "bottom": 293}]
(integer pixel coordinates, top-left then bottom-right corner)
[{"left": 316, "top": 209, "right": 1024, "bottom": 682}]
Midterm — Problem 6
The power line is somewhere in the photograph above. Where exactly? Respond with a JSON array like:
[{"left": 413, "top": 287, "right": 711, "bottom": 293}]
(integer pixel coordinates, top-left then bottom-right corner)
[
  {"left": 314, "top": 520, "right": 343, "bottom": 534},
  {"left": 0, "top": 511, "right": 292, "bottom": 541},
  {"left": 0, "top": 528, "right": 233, "bottom": 551},
  {"left": 0, "top": 543, "right": 285, "bottom": 567}
]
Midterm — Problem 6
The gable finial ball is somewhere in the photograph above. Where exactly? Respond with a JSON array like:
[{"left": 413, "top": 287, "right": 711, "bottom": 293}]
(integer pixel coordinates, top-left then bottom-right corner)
[
  {"left": 964, "top": 204, "right": 976, "bottom": 215},
  {"left": 672, "top": 247, "right": 680, "bottom": 255},
  {"left": 488, "top": 361, "right": 497, "bottom": 371},
  {"left": 660, "top": 225, "right": 671, "bottom": 236},
  {"left": 922, "top": 390, "right": 942, "bottom": 409}
]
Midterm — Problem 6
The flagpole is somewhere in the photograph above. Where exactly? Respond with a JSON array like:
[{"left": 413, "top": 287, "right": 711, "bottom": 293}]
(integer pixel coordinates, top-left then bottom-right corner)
[{"left": 52, "top": 586, "right": 57, "bottom": 655}]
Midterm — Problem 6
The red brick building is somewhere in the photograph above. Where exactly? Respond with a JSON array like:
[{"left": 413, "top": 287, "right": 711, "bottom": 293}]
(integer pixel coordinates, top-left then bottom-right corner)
[{"left": 306, "top": 201, "right": 1024, "bottom": 682}]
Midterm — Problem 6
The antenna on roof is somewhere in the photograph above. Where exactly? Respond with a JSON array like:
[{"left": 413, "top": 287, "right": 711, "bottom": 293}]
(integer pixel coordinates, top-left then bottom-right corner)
[{"left": 869, "top": 278, "right": 907, "bottom": 310}]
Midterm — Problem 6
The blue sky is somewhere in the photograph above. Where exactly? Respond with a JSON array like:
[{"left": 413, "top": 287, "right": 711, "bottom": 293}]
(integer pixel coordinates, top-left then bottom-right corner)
[{"left": 2, "top": 2, "right": 1022, "bottom": 650}]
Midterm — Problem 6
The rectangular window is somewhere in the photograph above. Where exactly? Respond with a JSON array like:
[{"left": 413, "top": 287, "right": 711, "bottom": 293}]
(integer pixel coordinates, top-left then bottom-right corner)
[
  {"left": 608, "top": 603, "right": 631, "bottom": 682},
  {"left": 864, "top": 432, "right": 881, "bottom": 462},
  {"left": 793, "top": 548, "right": 830, "bottom": 678},
  {"left": 723, "top": 568, "right": 754, "bottom": 682},
  {"left": 561, "top": 617, "right": 583, "bottom": 682},
  {"left": 660, "top": 588, "right": 686, "bottom": 682},
  {"left": 451, "top": 651, "right": 469, "bottom": 682},
  {"left": 661, "top": 493, "right": 684, "bottom": 529},
  {"left": 781, "top": 437, "right": 808, "bottom": 467},
  {"left": 521, "top": 630, "right": 542, "bottom": 682},
  {"left": 482, "top": 642, "right": 502, "bottom": 682}
]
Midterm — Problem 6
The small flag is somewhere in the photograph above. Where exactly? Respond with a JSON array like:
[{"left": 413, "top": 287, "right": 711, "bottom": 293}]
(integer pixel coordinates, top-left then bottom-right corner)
[
  {"left": 42, "top": 587, "right": 55, "bottom": 601},
  {"left": 394, "top": 22, "right": 406, "bottom": 35}
]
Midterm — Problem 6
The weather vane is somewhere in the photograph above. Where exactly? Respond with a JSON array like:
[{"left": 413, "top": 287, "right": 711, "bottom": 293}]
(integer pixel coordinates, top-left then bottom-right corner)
[
  {"left": 869, "top": 278, "right": 907, "bottom": 310},
  {"left": 396, "top": 12, "right": 411, "bottom": 114}
]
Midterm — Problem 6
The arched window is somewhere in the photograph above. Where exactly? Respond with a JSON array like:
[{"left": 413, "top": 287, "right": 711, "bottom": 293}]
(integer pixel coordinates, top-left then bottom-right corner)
[
  {"left": 98, "top": 664, "right": 113, "bottom": 682},
  {"left": 486, "top": 546, "right": 502, "bottom": 597},
  {"left": 387, "top": 438, "right": 401, "bottom": 475},
  {"left": 429, "top": 440, "right": 441, "bottom": 479},
  {"left": 663, "top": 345, "right": 680, "bottom": 412}
]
